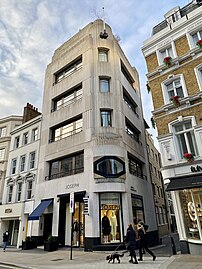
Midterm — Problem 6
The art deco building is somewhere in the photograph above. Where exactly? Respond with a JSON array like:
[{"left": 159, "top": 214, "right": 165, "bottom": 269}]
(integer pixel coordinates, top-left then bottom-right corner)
[
  {"left": 142, "top": 0, "right": 202, "bottom": 254},
  {"left": 30, "top": 19, "right": 158, "bottom": 250}
]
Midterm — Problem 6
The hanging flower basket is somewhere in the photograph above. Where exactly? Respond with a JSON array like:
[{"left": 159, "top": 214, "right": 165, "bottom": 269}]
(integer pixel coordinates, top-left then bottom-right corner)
[
  {"left": 170, "top": 95, "right": 180, "bottom": 107},
  {"left": 196, "top": 40, "right": 202, "bottom": 49},
  {"left": 183, "top": 153, "right": 194, "bottom": 163},
  {"left": 163, "top": 56, "right": 172, "bottom": 67},
  {"left": 146, "top": 83, "right": 151, "bottom": 93},
  {"left": 150, "top": 117, "right": 155, "bottom": 129}
]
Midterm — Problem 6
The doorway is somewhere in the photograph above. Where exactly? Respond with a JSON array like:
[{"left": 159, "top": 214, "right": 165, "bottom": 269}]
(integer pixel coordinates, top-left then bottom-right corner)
[{"left": 43, "top": 214, "right": 53, "bottom": 240}]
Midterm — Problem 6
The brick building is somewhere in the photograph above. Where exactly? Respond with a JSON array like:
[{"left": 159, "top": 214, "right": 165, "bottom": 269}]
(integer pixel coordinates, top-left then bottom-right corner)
[{"left": 142, "top": 1, "right": 202, "bottom": 254}]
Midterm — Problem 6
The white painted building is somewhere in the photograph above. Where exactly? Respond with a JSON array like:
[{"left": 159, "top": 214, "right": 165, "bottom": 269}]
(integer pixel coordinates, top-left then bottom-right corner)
[
  {"left": 0, "top": 104, "right": 41, "bottom": 248},
  {"left": 31, "top": 19, "right": 157, "bottom": 250}
]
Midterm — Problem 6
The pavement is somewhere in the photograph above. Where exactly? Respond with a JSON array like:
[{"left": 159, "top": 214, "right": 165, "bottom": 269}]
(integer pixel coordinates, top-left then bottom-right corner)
[{"left": 0, "top": 234, "right": 202, "bottom": 269}]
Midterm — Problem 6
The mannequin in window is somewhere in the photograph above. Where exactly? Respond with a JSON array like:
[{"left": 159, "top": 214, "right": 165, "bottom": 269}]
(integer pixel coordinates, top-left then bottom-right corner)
[
  {"left": 73, "top": 219, "right": 79, "bottom": 245},
  {"left": 102, "top": 212, "right": 110, "bottom": 243},
  {"left": 110, "top": 211, "right": 117, "bottom": 241}
]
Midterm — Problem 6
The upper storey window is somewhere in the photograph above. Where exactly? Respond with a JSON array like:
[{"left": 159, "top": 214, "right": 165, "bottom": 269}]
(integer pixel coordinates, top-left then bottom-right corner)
[
  {"left": 159, "top": 46, "right": 174, "bottom": 65},
  {"left": 14, "top": 136, "right": 20, "bottom": 149},
  {"left": 123, "top": 87, "right": 138, "bottom": 116},
  {"left": 172, "top": 119, "right": 198, "bottom": 160},
  {"left": 98, "top": 48, "right": 108, "bottom": 62},
  {"left": 194, "top": 64, "right": 202, "bottom": 91},
  {"left": 50, "top": 116, "right": 82, "bottom": 143},
  {"left": 55, "top": 56, "right": 82, "bottom": 84},
  {"left": 125, "top": 118, "right": 140, "bottom": 143},
  {"left": 52, "top": 84, "right": 82, "bottom": 112},
  {"left": 121, "top": 60, "right": 135, "bottom": 89},
  {"left": 100, "top": 110, "right": 112, "bottom": 127},
  {"left": 162, "top": 75, "right": 187, "bottom": 105},
  {"left": 191, "top": 30, "right": 202, "bottom": 48},
  {"left": 0, "top": 127, "right": 6, "bottom": 138},
  {"left": 100, "top": 78, "right": 110, "bottom": 93}
]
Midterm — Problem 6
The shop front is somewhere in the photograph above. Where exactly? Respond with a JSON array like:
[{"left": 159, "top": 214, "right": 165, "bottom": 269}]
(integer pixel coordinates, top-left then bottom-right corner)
[{"left": 167, "top": 174, "right": 202, "bottom": 254}]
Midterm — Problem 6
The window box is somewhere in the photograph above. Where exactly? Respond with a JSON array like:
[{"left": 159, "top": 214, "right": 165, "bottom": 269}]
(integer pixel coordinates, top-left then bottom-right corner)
[
  {"left": 163, "top": 56, "right": 172, "bottom": 67},
  {"left": 170, "top": 95, "right": 180, "bottom": 107},
  {"left": 183, "top": 153, "right": 194, "bottom": 163},
  {"left": 196, "top": 40, "right": 202, "bottom": 49}
]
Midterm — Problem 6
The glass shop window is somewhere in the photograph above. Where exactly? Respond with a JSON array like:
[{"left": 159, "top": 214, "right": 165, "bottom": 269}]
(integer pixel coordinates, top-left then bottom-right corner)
[
  {"left": 100, "top": 193, "right": 122, "bottom": 244},
  {"left": 179, "top": 189, "right": 202, "bottom": 240}
]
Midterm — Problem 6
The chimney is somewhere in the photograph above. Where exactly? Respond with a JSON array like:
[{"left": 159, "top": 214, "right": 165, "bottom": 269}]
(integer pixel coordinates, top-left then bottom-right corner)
[{"left": 22, "top": 102, "right": 41, "bottom": 123}]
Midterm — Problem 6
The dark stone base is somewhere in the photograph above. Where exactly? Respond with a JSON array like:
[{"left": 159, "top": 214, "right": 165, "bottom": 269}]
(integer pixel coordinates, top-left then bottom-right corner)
[{"left": 180, "top": 240, "right": 190, "bottom": 254}]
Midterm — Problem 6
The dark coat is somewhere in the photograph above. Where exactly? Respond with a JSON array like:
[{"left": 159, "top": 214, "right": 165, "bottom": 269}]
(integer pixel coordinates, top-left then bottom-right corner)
[
  {"left": 125, "top": 226, "right": 137, "bottom": 251},
  {"left": 102, "top": 216, "right": 111, "bottom": 235},
  {"left": 3, "top": 232, "right": 9, "bottom": 242}
]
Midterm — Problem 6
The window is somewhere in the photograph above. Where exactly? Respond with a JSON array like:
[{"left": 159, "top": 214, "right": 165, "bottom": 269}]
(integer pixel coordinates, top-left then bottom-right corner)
[
  {"left": 52, "top": 84, "right": 82, "bottom": 112},
  {"left": 191, "top": 30, "right": 202, "bottom": 47},
  {"left": 0, "top": 127, "right": 6, "bottom": 137},
  {"left": 195, "top": 64, "right": 202, "bottom": 91},
  {"left": 159, "top": 46, "right": 174, "bottom": 65},
  {"left": 173, "top": 120, "right": 198, "bottom": 159},
  {"left": 162, "top": 75, "right": 187, "bottom": 104},
  {"left": 94, "top": 156, "right": 125, "bottom": 178},
  {"left": 32, "top": 128, "right": 38, "bottom": 141},
  {"left": 7, "top": 184, "right": 13, "bottom": 203},
  {"left": 47, "top": 151, "right": 84, "bottom": 180},
  {"left": 128, "top": 153, "right": 144, "bottom": 179},
  {"left": 16, "top": 181, "right": 22, "bottom": 202},
  {"left": 123, "top": 88, "right": 138, "bottom": 116},
  {"left": 51, "top": 116, "right": 82, "bottom": 142},
  {"left": 26, "top": 179, "right": 33, "bottom": 200},
  {"left": 55, "top": 56, "right": 82, "bottom": 84},
  {"left": 20, "top": 155, "right": 26, "bottom": 172},
  {"left": 125, "top": 118, "right": 140, "bottom": 143},
  {"left": 23, "top": 132, "right": 28, "bottom": 145},
  {"left": 121, "top": 60, "right": 134, "bottom": 88},
  {"left": 98, "top": 49, "right": 108, "bottom": 62},
  {"left": 14, "top": 136, "right": 20, "bottom": 149},
  {"left": 11, "top": 158, "right": 17, "bottom": 174},
  {"left": 99, "top": 78, "right": 110, "bottom": 93},
  {"left": 100, "top": 110, "right": 112, "bottom": 127},
  {"left": 0, "top": 148, "right": 5, "bottom": 161},
  {"left": 29, "top": 152, "right": 36, "bottom": 169}
]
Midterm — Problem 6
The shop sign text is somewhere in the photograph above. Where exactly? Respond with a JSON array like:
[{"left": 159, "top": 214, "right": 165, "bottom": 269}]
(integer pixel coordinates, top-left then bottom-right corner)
[
  {"left": 101, "top": 204, "right": 120, "bottom": 210},
  {"left": 5, "top": 208, "right": 12, "bottom": 213},
  {"left": 65, "top": 183, "right": 79, "bottom": 189}
]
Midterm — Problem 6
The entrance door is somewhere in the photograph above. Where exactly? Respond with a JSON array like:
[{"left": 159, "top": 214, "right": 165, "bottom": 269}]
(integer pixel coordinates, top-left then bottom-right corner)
[
  {"left": 12, "top": 220, "right": 19, "bottom": 245},
  {"left": 43, "top": 214, "right": 53, "bottom": 240}
]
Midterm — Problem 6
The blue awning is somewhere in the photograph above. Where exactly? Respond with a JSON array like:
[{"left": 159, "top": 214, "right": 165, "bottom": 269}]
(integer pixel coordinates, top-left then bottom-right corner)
[{"left": 28, "top": 199, "right": 53, "bottom": 221}]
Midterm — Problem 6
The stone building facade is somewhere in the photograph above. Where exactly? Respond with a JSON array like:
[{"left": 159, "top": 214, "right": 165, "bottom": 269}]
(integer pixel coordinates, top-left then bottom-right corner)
[
  {"left": 29, "top": 19, "right": 158, "bottom": 251},
  {"left": 142, "top": 1, "right": 202, "bottom": 254}
]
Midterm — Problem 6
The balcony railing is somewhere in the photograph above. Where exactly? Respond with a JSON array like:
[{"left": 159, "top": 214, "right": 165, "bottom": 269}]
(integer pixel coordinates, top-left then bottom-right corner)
[
  {"left": 45, "top": 167, "right": 84, "bottom": 180},
  {"left": 49, "top": 127, "right": 82, "bottom": 143}
]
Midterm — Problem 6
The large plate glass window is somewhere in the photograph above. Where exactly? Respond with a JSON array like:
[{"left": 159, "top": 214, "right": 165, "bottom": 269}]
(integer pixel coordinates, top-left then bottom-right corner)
[{"left": 100, "top": 193, "right": 122, "bottom": 244}]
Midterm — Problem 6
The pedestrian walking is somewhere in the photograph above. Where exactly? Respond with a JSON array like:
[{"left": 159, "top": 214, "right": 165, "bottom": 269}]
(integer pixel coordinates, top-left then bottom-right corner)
[
  {"left": 137, "top": 223, "right": 156, "bottom": 261},
  {"left": 125, "top": 224, "right": 138, "bottom": 264},
  {"left": 3, "top": 231, "right": 9, "bottom": 252}
]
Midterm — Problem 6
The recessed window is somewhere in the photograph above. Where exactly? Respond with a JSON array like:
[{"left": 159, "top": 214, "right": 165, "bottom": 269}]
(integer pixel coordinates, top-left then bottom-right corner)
[
  {"left": 47, "top": 152, "right": 84, "bottom": 180},
  {"left": 26, "top": 178, "right": 33, "bottom": 200},
  {"left": 16, "top": 181, "right": 22, "bottom": 202},
  {"left": 173, "top": 120, "right": 198, "bottom": 159},
  {"left": 191, "top": 30, "right": 202, "bottom": 48},
  {"left": 7, "top": 184, "right": 13, "bottom": 203},
  {"left": 121, "top": 60, "right": 135, "bottom": 89},
  {"left": 98, "top": 49, "right": 108, "bottom": 62},
  {"left": 94, "top": 156, "right": 125, "bottom": 178},
  {"left": 125, "top": 118, "right": 140, "bottom": 143},
  {"left": 20, "top": 155, "right": 26, "bottom": 172},
  {"left": 100, "top": 78, "right": 110, "bottom": 93},
  {"left": 100, "top": 110, "right": 112, "bottom": 127},
  {"left": 23, "top": 132, "right": 28, "bottom": 145},
  {"left": 14, "top": 136, "right": 20, "bottom": 149},
  {"left": 0, "top": 127, "right": 6, "bottom": 138},
  {"left": 162, "top": 75, "right": 187, "bottom": 105},
  {"left": 128, "top": 153, "right": 144, "bottom": 179},
  {"left": 0, "top": 148, "right": 5, "bottom": 161},
  {"left": 32, "top": 128, "right": 38, "bottom": 141},
  {"left": 50, "top": 116, "right": 82, "bottom": 142},
  {"left": 29, "top": 152, "right": 36, "bottom": 169},
  {"left": 123, "top": 87, "right": 138, "bottom": 116},
  {"left": 194, "top": 64, "right": 202, "bottom": 91},
  {"left": 159, "top": 46, "right": 174, "bottom": 65},
  {"left": 11, "top": 158, "right": 17, "bottom": 175}
]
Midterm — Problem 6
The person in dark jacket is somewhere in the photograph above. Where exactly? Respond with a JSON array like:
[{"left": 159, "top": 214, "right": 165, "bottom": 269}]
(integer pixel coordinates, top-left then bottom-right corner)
[
  {"left": 3, "top": 231, "right": 9, "bottom": 252},
  {"left": 125, "top": 224, "right": 138, "bottom": 264},
  {"left": 137, "top": 223, "right": 156, "bottom": 261}
]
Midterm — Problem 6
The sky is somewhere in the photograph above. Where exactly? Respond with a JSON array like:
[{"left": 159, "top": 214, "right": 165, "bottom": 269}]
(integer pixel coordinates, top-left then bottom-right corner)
[{"left": 0, "top": 0, "right": 189, "bottom": 146}]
